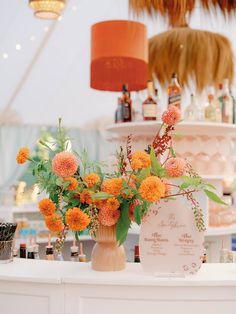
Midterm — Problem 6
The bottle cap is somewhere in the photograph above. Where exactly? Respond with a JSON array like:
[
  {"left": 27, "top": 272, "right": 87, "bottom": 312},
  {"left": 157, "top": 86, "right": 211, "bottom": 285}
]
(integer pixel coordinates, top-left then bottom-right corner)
[
  {"left": 172, "top": 73, "right": 177, "bottom": 78},
  {"left": 134, "top": 245, "right": 139, "bottom": 256},
  {"left": 20, "top": 243, "right": 26, "bottom": 248},
  {"left": 71, "top": 245, "right": 79, "bottom": 253},
  {"left": 27, "top": 245, "right": 34, "bottom": 252}
]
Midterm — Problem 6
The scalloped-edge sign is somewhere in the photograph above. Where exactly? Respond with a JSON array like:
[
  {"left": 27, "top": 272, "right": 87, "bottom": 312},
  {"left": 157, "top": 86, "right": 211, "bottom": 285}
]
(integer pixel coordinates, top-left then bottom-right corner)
[{"left": 139, "top": 194, "right": 206, "bottom": 276}]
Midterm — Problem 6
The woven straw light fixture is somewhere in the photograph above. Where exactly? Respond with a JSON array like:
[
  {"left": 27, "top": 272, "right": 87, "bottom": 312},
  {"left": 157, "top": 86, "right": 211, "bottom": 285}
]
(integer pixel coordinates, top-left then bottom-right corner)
[
  {"left": 90, "top": 20, "right": 148, "bottom": 91},
  {"left": 29, "top": 0, "right": 66, "bottom": 19},
  {"left": 129, "top": 0, "right": 236, "bottom": 26},
  {"left": 129, "top": 0, "right": 235, "bottom": 91}
]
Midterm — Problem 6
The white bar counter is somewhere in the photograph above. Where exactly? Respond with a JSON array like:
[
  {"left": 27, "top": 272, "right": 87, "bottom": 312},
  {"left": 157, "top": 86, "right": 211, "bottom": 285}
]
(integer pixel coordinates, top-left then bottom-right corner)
[{"left": 1, "top": 260, "right": 236, "bottom": 314}]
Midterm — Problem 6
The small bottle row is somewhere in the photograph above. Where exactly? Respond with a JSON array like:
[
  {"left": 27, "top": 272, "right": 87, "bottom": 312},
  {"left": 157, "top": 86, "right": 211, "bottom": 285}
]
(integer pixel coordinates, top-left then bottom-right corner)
[
  {"left": 14, "top": 235, "right": 86, "bottom": 262},
  {"left": 114, "top": 75, "right": 236, "bottom": 125}
]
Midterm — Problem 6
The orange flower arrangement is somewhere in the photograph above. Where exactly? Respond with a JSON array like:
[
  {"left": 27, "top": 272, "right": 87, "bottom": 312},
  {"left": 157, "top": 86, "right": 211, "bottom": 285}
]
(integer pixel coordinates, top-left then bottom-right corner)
[
  {"left": 65, "top": 207, "right": 91, "bottom": 231},
  {"left": 16, "top": 147, "right": 30, "bottom": 164},
  {"left": 101, "top": 178, "right": 123, "bottom": 196},
  {"left": 64, "top": 177, "right": 78, "bottom": 191},
  {"left": 131, "top": 151, "right": 151, "bottom": 170},
  {"left": 84, "top": 173, "right": 100, "bottom": 188},
  {"left": 52, "top": 151, "right": 78, "bottom": 178},
  {"left": 39, "top": 198, "right": 56, "bottom": 216},
  {"left": 17, "top": 114, "right": 219, "bottom": 247},
  {"left": 139, "top": 176, "right": 166, "bottom": 202},
  {"left": 45, "top": 214, "right": 64, "bottom": 232}
]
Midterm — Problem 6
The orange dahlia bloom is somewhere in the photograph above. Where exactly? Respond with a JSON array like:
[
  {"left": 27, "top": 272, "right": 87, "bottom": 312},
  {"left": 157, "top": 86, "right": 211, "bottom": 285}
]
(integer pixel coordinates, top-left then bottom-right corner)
[
  {"left": 139, "top": 176, "right": 165, "bottom": 202},
  {"left": 64, "top": 177, "right": 78, "bottom": 191},
  {"left": 98, "top": 208, "right": 120, "bottom": 226},
  {"left": 84, "top": 173, "right": 100, "bottom": 188},
  {"left": 39, "top": 198, "right": 56, "bottom": 216},
  {"left": 165, "top": 157, "right": 186, "bottom": 177},
  {"left": 161, "top": 178, "right": 172, "bottom": 196},
  {"left": 45, "top": 214, "right": 64, "bottom": 232},
  {"left": 162, "top": 105, "right": 181, "bottom": 126},
  {"left": 65, "top": 207, "right": 91, "bottom": 231},
  {"left": 16, "top": 147, "right": 30, "bottom": 164},
  {"left": 52, "top": 151, "right": 78, "bottom": 178},
  {"left": 131, "top": 151, "right": 151, "bottom": 170},
  {"left": 80, "top": 189, "right": 94, "bottom": 204},
  {"left": 101, "top": 178, "right": 123, "bottom": 196},
  {"left": 106, "top": 197, "right": 120, "bottom": 211}
]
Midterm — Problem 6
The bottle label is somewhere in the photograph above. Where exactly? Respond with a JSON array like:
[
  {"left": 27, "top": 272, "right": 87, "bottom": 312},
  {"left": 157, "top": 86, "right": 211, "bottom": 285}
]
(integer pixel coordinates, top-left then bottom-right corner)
[
  {"left": 143, "top": 104, "right": 157, "bottom": 118},
  {"left": 168, "top": 94, "right": 181, "bottom": 109}
]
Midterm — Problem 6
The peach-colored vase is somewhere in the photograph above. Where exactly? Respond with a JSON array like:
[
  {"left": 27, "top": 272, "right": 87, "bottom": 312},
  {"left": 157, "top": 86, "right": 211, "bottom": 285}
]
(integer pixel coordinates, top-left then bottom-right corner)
[{"left": 91, "top": 225, "right": 126, "bottom": 271}]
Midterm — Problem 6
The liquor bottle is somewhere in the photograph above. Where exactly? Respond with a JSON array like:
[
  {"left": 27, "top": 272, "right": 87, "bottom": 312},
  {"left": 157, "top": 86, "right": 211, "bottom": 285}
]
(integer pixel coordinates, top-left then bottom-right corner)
[
  {"left": 79, "top": 242, "right": 86, "bottom": 262},
  {"left": 222, "top": 79, "right": 233, "bottom": 124},
  {"left": 215, "top": 83, "right": 223, "bottom": 122},
  {"left": 230, "top": 88, "right": 236, "bottom": 124},
  {"left": 115, "top": 97, "right": 124, "bottom": 123},
  {"left": 133, "top": 92, "right": 143, "bottom": 121},
  {"left": 55, "top": 252, "right": 64, "bottom": 261},
  {"left": 142, "top": 80, "right": 157, "bottom": 121},
  {"left": 134, "top": 245, "right": 140, "bottom": 263},
  {"left": 27, "top": 245, "right": 35, "bottom": 259},
  {"left": 204, "top": 87, "right": 216, "bottom": 122},
  {"left": 121, "top": 84, "right": 132, "bottom": 122},
  {"left": 167, "top": 73, "right": 182, "bottom": 110},
  {"left": 70, "top": 238, "right": 79, "bottom": 262},
  {"left": 46, "top": 234, "right": 54, "bottom": 261},
  {"left": 184, "top": 94, "right": 197, "bottom": 121},
  {"left": 34, "top": 244, "right": 40, "bottom": 260},
  {"left": 19, "top": 243, "right": 26, "bottom": 258},
  {"left": 154, "top": 88, "right": 161, "bottom": 120}
]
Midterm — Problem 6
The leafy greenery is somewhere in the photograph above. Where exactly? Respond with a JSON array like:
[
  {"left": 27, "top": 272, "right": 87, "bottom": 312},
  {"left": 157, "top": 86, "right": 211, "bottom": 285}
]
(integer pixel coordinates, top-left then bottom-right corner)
[{"left": 116, "top": 202, "right": 131, "bottom": 245}]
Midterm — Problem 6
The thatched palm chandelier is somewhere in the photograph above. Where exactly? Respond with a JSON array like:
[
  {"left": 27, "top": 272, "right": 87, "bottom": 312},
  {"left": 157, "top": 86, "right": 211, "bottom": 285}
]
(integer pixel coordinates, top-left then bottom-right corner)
[
  {"left": 129, "top": 0, "right": 236, "bottom": 26},
  {"left": 149, "top": 27, "right": 234, "bottom": 91},
  {"left": 29, "top": 0, "right": 66, "bottom": 19},
  {"left": 129, "top": 0, "right": 235, "bottom": 91}
]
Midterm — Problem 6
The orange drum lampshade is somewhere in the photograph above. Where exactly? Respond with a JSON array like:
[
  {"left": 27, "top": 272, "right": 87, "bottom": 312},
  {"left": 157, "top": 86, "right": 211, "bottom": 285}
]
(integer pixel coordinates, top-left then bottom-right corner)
[{"left": 91, "top": 20, "right": 148, "bottom": 91}]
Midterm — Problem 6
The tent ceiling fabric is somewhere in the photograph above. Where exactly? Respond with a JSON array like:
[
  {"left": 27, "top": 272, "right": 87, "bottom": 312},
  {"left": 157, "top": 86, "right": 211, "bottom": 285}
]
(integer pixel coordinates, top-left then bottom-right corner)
[{"left": 0, "top": 0, "right": 236, "bottom": 126}]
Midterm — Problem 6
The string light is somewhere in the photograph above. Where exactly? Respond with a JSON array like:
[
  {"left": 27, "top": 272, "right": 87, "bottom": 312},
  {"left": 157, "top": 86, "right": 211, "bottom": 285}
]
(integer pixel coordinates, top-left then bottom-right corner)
[
  {"left": 57, "top": 16, "right": 62, "bottom": 21},
  {"left": 2, "top": 53, "right": 8, "bottom": 60},
  {"left": 44, "top": 26, "right": 49, "bottom": 32},
  {"left": 30, "top": 35, "right": 36, "bottom": 41},
  {"left": 16, "top": 44, "right": 21, "bottom": 51}
]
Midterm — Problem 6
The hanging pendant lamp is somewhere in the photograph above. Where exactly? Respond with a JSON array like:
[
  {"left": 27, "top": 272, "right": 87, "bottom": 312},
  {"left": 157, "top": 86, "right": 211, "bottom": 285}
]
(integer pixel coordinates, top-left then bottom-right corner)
[
  {"left": 90, "top": 20, "right": 148, "bottom": 91},
  {"left": 29, "top": 0, "right": 66, "bottom": 20}
]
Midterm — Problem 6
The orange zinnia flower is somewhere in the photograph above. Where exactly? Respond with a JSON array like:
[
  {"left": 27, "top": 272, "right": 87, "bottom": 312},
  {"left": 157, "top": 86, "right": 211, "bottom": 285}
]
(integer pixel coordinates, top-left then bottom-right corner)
[
  {"left": 39, "top": 198, "right": 56, "bottom": 216},
  {"left": 139, "top": 176, "right": 165, "bottom": 202},
  {"left": 64, "top": 177, "right": 78, "bottom": 191},
  {"left": 131, "top": 151, "right": 151, "bottom": 170},
  {"left": 16, "top": 147, "right": 30, "bottom": 164},
  {"left": 98, "top": 208, "right": 120, "bottom": 227},
  {"left": 101, "top": 178, "right": 123, "bottom": 196},
  {"left": 80, "top": 189, "right": 94, "bottom": 204},
  {"left": 106, "top": 197, "right": 120, "bottom": 211},
  {"left": 84, "top": 173, "right": 100, "bottom": 188},
  {"left": 52, "top": 151, "right": 78, "bottom": 178},
  {"left": 165, "top": 157, "right": 186, "bottom": 177},
  {"left": 45, "top": 214, "right": 64, "bottom": 232},
  {"left": 65, "top": 207, "right": 91, "bottom": 231}
]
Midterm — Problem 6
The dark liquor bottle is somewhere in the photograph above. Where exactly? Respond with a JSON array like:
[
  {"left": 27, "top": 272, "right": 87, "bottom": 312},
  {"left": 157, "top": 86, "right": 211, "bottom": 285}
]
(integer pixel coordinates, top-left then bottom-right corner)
[
  {"left": 167, "top": 73, "right": 182, "bottom": 110},
  {"left": 121, "top": 84, "right": 132, "bottom": 122},
  {"left": 142, "top": 81, "right": 157, "bottom": 121},
  {"left": 134, "top": 245, "right": 140, "bottom": 263},
  {"left": 19, "top": 243, "right": 26, "bottom": 258}
]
